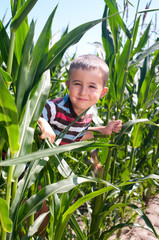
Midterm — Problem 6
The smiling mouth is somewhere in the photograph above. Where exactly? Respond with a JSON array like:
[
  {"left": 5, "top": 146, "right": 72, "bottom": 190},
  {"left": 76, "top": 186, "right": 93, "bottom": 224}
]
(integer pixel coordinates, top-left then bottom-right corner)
[{"left": 78, "top": 98, "right": 88, "bottom": 101}]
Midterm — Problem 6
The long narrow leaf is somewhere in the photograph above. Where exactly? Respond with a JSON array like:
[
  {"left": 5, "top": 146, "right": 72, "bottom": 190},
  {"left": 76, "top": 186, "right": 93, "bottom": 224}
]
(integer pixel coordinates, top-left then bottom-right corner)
[
  {"left": 17, "top": 176, "right": 110, "bottom": 226},
  {"left": 131, "top": 22, "right": 151, "bottom": 58},
  {"left": 115, "top": 118, "right": 159, "bottom": 143},
  {"left": 15, "top": 20, "right": 34, "bottom": 119},
  {"left": 0, "top": 20, "right": 10, "bottom": 65},
  {"left": 102, "top": 6, "right": 115, "bottom": 61},
  {"left": 45, "top": 13, "right": 120, "bottom": 70},
  {"left": 55, "top": 185, "right": 117, "bottom": 239},
  {"left": 129, "top": 42, "right": 159, "bottom": 69},
  {"left": 138, "top": 8, "right": 159, "bottom": 14},
  {"left": 10, "top": 0, "right": 38, "bottom": 31},
  {"left": 0, "top": 141, "right": 95, "bottom": 166},
  {"left": 13, "top": 69, "right": 50, "bottom": 179},
  {"left": 0, "top": 198, "right": 13, "bottom": 233},
  {"left": 0, "top": 73, "right": 19, "bottom": 154},
  {"left": 129, "top": 204, "right": 159, "bottom": 238},
  {"left": 137, "top": 50, "right": 159, "bottom": 108},
  {"left": 23, "top": 6, "right": 57, "bottom": 107},
  {"left": 104, "top": 0, "right": 131, "bottom": 39}
]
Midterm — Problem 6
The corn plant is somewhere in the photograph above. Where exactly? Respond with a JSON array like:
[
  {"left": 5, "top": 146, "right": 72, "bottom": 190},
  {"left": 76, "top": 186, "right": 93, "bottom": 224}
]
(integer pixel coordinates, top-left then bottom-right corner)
[
  {"left": 0, "top": 0, "right": 159, "bottom": 239},
  {"left": 0, "top": 0, "right": 121, "bottom": 239},
  {"left": 86, "top": 0, "right": 159, "bottom": 239}
]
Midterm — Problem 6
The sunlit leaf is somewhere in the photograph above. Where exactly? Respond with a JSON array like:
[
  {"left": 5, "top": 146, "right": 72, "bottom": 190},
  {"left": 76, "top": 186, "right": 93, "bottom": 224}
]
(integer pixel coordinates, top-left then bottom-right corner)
[
  {"left": 45, "top": 13, "right": 120, "bottom": 70},
  {"left": 17, "top": 176, "right": 112, "bottom": 226},
  {"left": 55, "top": 185, "right": 117, "bottom": 239},
  {"left": 0, "top": 141, "right": 95, "bottom": 166},
  {"left": 10, "top": 0, "right": 38, "bottom": 31},
  {"left": 0, "top": 73, "right": 19, "bottom": 154},
  {"left": 129, "top": 42, "right": 159, "bottom": 69},
  {"left": 116, "top": 118, "right": 159, "bottom": 144},
  {"left": 129, "top": 204, "right": 159, "bottom": 238},
  {"left": 104, "top": 0, "right": 131, "bottom": 39},
  {"left": 0, "top": 198, "right": 13, "bottom": 232}
]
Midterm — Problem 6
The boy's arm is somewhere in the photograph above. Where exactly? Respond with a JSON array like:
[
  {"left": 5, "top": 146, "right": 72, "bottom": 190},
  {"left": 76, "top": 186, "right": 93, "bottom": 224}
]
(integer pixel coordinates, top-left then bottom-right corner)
[
  {"left": 38, "top": 117, "right": 56, "bottom": 143},
  {"left": 82, "top": 120, "right": 122, "bottom": 140}
]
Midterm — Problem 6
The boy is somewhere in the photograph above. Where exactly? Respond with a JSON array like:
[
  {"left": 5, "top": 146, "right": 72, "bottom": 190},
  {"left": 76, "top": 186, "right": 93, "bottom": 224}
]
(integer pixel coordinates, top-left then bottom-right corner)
[{"left": 38, "top": 54, "right": 122, "bottom": 145}]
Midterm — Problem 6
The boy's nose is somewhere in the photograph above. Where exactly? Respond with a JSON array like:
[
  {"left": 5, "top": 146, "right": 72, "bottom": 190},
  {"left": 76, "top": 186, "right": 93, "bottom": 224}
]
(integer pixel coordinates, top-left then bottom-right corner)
[{"left": 80, "top": 86, "right": 87, "bottom": 95}]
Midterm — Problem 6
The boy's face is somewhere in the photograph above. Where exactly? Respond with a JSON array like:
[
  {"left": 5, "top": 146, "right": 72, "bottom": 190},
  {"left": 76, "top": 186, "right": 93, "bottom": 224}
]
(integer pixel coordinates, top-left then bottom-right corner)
[{"left": 67, "top": 69, "right": 108, "bottom": 116}]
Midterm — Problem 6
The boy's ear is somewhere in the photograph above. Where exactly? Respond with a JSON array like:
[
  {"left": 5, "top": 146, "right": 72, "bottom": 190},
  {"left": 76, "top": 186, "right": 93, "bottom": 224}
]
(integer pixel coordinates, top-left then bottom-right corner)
[{"left": 100, "top": 87, "right": 108, "bottom": 98}]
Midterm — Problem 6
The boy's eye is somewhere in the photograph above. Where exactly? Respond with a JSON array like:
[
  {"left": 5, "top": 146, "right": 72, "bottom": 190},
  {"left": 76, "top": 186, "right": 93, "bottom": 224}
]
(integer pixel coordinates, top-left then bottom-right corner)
[
  {"left": 89, "top": 85, "right": 96, "bottom": 88},
  {"left": 73, "top": 82, "right": 81, "bottom": 86}
]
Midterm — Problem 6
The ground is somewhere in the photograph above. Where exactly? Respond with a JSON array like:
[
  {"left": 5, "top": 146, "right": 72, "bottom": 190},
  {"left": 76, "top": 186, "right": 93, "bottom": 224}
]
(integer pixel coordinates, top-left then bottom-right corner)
[{"left": 109, "top": 195, "right": 159, "bottom": 240}]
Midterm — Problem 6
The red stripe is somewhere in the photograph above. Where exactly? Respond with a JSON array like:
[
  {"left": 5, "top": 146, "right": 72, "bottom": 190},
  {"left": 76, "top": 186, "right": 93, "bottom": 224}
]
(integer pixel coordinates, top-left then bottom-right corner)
[
  {"left": 60, "top": 139, "right": 81, "bottom": 145},
  {"left": 56, "top": 112, "right": 92, "bottom": 124},
  {"left": 59, "top": 141, "right": 68, "bottom": 145},
  {"left": 51, "top": 98, "right": 63, "bottom": 103},
  {"left": 56, "top": 112, "right": 74, "bottom": 122}
]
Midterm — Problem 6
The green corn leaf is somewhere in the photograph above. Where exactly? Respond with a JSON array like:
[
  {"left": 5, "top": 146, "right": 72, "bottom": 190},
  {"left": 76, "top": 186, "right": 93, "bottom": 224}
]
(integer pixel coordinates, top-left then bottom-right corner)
[
  {"left": 101, "top": 203, "right": 127, "bottom": 221},
  {"left": 115, "top": 118, "right": 159, "bottom": 144},
  {"left": 10, "top": 159, "right": 49, "bottom": 225},
  {"left": 69, "top": 215, "right": 86, "bottom": 240},
  {"left": 130, "top": 16, "right": 140, "bottom": 53},
  {"left": 23, "top": 6, "right": 57, "bottom": 108},
  {"left": 36, "top": 133, "right": 74, "bottom": 178},
  {"left": 129, "top": 42, "right": 159, "bottom": 69},
  {"left": 14, "top": 17, "right": 29, "bottom": 65},
  {"left": 45, "top": 13, "right": 120, "bottom": 70},
  {"left": 130, "top": 123, "right": 143, "bottom": 148},
  {"left": 27, "top": 212, "right": 49, "bottom": 238},
  {"left": 0, "top": 141, "right": 95, "bottom": 166},
  {"left": 101, "top": 222, "right": 157, "bottom": 239},
  {"left": 72, "top": 142, "right": 116, "bottom": 153},
  {"left": 131, "top": 22, "right": 151, "bottom": 58},
  {"left": 106, "top": 0, "right": 120, "bottom": 54},
  {"left": 102, "top": 6, "right": 115, "bottom": 61},
  {"left": 116, "top": 38, "right": 130, "bottom": 101},
  {"left": 145, "top": 92, "right": 159, "bottom": 110},
  {"left": 0, "top": 141, "right": 115, "bottom": 167},
  {"left": 10, "top": 0, "right": 38, "bottom": 32},
  {"left": 55, "top": 185, "right": 117, "bottom": 239},
  {"left": 0, "top": 67, "right": 12, "bottom": 84},
  {"left": 129, "top": 204, "right": 159, "bottom": 238},
  {"left": 17, "top": 176, "right": 111, "bottom": 226},
  {"left": 138, "top": 8, "right": 159, "bottom": 14},
  {"left": 104, "top": 0, "right": 131, "bottom": 39},
  {"left": 0, "top": 72, "right": 19, "bottom": 154},
  {"left": 13, "top": 69, "right": 50, "bottom": 180},
  {"left": 0, "top": 20, "right": 10, "bottom": 65},
  {"left": 0, "top": 198, "right": 13, "bottom": 233},
  {"left": 15, "top": 20, "right": 34, "bottom": 119},
  {"left": 0, "top": 20, "right": 18, "bottom": 78},
  {"left": 137, "top": 50, "right": 159, "bottom": 109}
]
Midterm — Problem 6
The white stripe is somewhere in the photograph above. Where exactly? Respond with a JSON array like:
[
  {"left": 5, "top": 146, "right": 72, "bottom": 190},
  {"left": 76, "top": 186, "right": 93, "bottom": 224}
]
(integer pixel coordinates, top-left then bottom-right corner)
[
  {"left": 51, "top": 120, "right": 87, "bottom": 132},
  {"left": 46, "top": 101, "right": 56, "bottom": 123}
]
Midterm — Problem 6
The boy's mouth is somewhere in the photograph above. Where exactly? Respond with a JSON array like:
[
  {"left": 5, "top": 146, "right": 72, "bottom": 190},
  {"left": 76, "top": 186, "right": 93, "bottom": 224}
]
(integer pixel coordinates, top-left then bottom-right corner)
[{"left": 78, "top": 98, "right": 88, "bottom": 101}]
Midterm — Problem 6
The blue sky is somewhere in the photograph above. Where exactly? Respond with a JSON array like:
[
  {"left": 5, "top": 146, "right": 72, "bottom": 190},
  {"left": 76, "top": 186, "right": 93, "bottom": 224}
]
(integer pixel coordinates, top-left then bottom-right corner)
[{"left": 1, "top": 0, "right": 158, "bottom": 56}]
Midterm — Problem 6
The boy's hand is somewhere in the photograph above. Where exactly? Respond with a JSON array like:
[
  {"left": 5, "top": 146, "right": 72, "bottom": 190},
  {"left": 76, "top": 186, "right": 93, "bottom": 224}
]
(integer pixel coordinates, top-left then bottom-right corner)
[
  {"left": 38, "top": 117, "right": 56, "bottom": 144},
  {"left": 104, "top": 119, "right": 122, "bottom": 135}
]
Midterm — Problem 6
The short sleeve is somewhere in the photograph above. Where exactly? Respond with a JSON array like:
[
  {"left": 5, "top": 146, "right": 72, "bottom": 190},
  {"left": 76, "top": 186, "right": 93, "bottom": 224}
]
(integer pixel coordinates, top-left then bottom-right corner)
[{"left": 42, "top": 100, "right": 56, "bottom": 124}]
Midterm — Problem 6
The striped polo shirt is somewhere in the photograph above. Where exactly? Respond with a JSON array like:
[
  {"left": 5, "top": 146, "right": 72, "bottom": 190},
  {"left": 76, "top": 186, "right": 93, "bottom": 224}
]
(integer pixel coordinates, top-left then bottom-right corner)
[{"left": 42, "top": 95, "right": 92, "bottom": 145}]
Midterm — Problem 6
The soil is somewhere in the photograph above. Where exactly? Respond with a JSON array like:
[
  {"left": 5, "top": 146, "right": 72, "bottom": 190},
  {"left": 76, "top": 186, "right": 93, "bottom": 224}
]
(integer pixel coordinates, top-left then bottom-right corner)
[
  {"left": 109, "top": 195, "right": 159, "bottom": 240},
  {"left": 76, "top": 195, "right": 159, "bottom": 240}
]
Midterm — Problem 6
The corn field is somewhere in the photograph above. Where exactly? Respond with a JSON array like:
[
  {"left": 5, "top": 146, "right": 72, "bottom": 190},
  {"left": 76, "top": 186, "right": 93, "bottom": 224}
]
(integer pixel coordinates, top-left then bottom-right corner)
[{"left": 0, "top": 0, "right": 159, "bottom": 239}]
